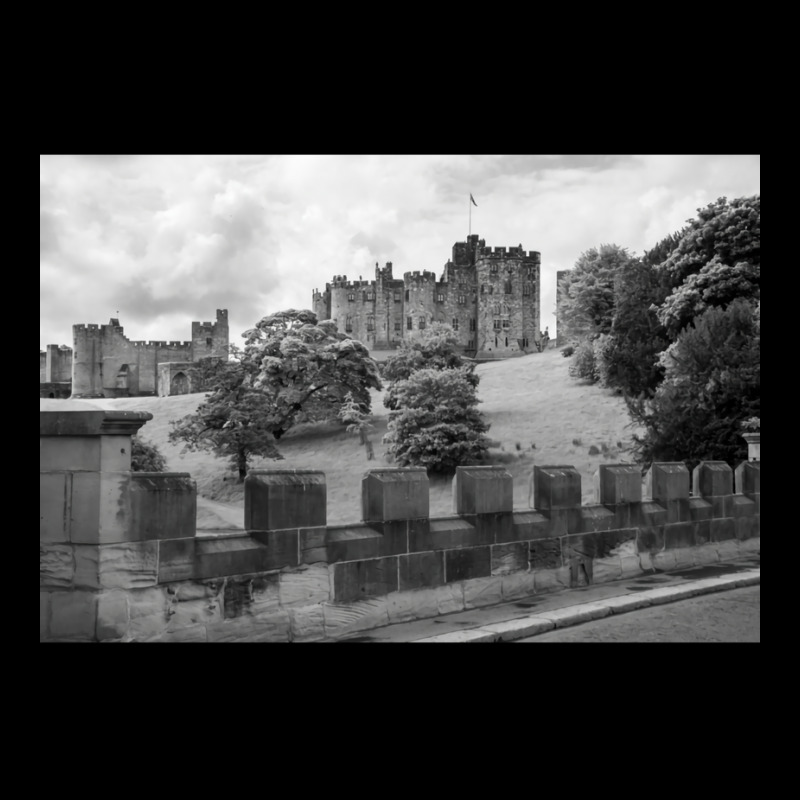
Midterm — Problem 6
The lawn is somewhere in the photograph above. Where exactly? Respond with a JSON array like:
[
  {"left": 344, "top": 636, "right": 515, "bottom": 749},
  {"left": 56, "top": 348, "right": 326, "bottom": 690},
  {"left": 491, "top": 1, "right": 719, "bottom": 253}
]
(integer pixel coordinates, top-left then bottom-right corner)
[{"left": 85, "top": 348, "right": 644, "bottom": 529}]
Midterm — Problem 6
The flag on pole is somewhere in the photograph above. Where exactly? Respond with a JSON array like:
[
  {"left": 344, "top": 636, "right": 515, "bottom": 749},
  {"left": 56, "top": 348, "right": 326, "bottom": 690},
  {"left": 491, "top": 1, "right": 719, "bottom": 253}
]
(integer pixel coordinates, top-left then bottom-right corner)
[{"left": 470, "top": 193, "right": 478, "bottom": 207}]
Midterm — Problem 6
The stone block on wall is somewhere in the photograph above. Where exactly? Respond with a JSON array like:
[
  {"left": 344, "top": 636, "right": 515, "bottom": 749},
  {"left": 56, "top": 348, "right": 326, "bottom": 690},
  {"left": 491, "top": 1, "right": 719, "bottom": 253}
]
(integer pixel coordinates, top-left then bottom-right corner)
[
  {"left": 362, "top": 468, "right": 429, "bottom": 523},
  {"left": 532, "top": 465, "right": 581, "bottom": 512},
  {"left": 692, "top": 461, "right": 733, "bottom": 498},
  {"left": 598, "top": 464, "right": 642, "bottom": 506},
  {"left": 130, "top": 473, "right": 197, "bottom": 541},
  {"left": 453, "top": 466, "right": 513, "bottom": 515},
  {"left": 509, "top": 511, "right": 552, "bottom": 542},
  {"left": 333, "top": 557, "right": 399, "bottom": 603},
  {"left": 735, "top": 461, "right": 761, "bottom": 496},
  {"left": 195, "top": 533, "right": 298, "bottom": 579},
  {"left": 399, "top": 551, "right": 445, "bottom": 591},
  {"left": 245, "top": 470, "right": 326, "bottom": 531},
  {"left": 645, "top": 462, "right": 690, "bottom": 505},
  {"left": 444, "top": 546, "right": 491, "bottom": 583}
]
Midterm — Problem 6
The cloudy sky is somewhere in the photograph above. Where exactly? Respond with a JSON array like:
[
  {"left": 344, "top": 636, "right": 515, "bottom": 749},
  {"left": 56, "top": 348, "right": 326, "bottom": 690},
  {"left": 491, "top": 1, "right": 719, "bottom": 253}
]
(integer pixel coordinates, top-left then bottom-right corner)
[{"left": 40, "top": 154, "right": 760, "bottom": 351}]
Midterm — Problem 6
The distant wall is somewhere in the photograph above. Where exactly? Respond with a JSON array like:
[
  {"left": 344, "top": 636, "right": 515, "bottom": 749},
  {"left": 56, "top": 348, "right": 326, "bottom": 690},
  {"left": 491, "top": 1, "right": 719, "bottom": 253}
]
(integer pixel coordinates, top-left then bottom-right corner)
[{"left": 40, "top": 400, "right": 761, "bottom": 642}]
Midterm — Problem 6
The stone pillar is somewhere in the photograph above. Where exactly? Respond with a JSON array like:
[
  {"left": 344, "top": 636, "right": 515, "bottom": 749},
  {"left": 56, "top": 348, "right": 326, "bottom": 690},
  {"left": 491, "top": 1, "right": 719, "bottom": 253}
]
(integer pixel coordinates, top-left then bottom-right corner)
[
  {"left": 244, "top": 470, "right": 326, "bottom": 565},
  {"left": 531, "top": 465, "right": 581, "bottom": 535},
  {"left": 691, "top": 461, "right": 735, "bottom": 543},
  {"left": 644, "top": 462, "right": 690, "bottom": 523},
  {"left": 453, "top": 465, "right": 513, "bottom": 542},
  {"left": 742, "top": 432, "right": 760, "bottom": 462},
  {"left": 598, "top": 463, "right": 642, "bottom": 528},
  {"left": 40, "top": 399, "right": 152, "bottom": 641}
]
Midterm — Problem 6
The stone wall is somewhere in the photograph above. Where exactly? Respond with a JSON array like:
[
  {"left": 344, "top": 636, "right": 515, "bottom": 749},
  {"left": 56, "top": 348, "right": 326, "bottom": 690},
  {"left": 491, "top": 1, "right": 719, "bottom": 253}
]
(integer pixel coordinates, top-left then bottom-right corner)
[
  {"left": 40, "top": 399, "right": 761, "bottom": 643},
  {"left": 70, "top": 310, "right": 228, "bottom": 398}
]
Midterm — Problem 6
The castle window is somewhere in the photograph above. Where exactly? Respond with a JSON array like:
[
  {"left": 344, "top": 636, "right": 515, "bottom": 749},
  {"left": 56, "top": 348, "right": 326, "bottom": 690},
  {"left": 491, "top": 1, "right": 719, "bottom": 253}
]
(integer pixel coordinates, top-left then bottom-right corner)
[
  {"left": 348, "top": 293, "right": 355, "bottom": 302},
  {"left": 419, "top": 318, "right": 426, "bottom": 330},
  {"left": 480, "top": 284, "right": 485, "bottom": 294},
  {"left": 395, "top": 321, "right": 401, "bottom": 332},
  {"left": 469, "top": 318, "right": 476, "bottom": 331},
  {"left": 367, "top": 291, "right": 375, "bottom": 301},
  {"left": 491, "top": 264, "right": 498, "bottom": 273},
  {"left": 502, "top": 319, "right": 510, "bottom": 328},
  {"left": 505, "top": 337, "right": 508, "bottom": 347},
  {"left": 489, "top": 285, "right": 494, "bottom": 294},
  {"left": 452, "top": 318, "right": 459, "bottom": 331},
  {"left": 345, "top": 317, "right": 353, "bottom": 332},
  {"left": 493, "top": 320, "right": 502, "bottom": 330},
  {"left": 436, "top": 293, "right": 444, "bottom": 303},
  {"left": 394, "top": 291, "right": 401, "bottom": 303},
  {"left": 206, "top": 337, "right": 212, "bottom": 346},
  {"left": 367, "top": 315, "right": 375, "bottom": 331},
  {"left": 405, "top": 290, "right": 410, "bottom": 301},
  {"left": 523, "top": 283, "right": 531, "bottom": 296},
  {"left": 458, "top": 294, "right": 466, "bottom": 305},
  {"left": 504, "top": 280, "right": 512, "bottom": 294},
  {"left": 468, "top": 339, "right": 474, "bottom": 349},
  {"left": 407, "top": 316, "right": 413, "bottom": 330}
]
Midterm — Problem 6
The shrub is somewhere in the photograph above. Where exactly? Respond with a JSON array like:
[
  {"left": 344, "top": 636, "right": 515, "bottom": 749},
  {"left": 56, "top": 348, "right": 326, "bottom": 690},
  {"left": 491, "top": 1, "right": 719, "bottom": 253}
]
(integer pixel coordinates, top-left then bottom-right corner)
[
  {"left": 561, "top": 346, "right": 575, "bottom": 358},
  {"left": 588, "top": 445, "right": 601, "bottom": 456},
  {"left": 383, "top": 367, "right": 490, "bottom": 473},
  {"left": 568, "top": 340, "right": 598, "bottom": 383},
  {"left": 131, "top": 435, "right": 168, "bottom": 472}
]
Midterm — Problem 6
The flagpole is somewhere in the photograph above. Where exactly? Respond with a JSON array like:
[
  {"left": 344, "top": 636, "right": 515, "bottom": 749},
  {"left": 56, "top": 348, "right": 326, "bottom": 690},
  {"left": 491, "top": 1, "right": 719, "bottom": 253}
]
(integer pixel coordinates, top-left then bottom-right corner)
[{"left": 469, "top": 195, "right": 472, "bottom": 237}]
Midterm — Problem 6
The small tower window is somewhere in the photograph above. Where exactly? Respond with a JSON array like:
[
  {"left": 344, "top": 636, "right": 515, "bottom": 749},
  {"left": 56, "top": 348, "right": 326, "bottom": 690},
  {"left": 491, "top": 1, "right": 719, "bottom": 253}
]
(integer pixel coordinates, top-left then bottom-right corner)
[
  {"left": 348, "top": 293, "right": 355, "bottom": 302},
  {"left": 491, "top": 264, "right": 498, "bottom": 273},
  {"left": 367, "top": 315, "right": 375, "bottom": 331},
  {"left": 394, "top": 291, "right": 401, "bottom": 303},
  {"left": 452, "top": 318, "right": 459, "bottom": 331},
  {"left": 407, "top": 316, "right": 413, "bottom": 330},
  {"left": 437, "top": 293, "right": 444, "bottom": 303},
  {"left": 469, "top": 318, "right": 476, "bottom": 331},
  {"left": 458, "top": 294, "right": 466, "bottom": 305},
  {"left": 419, "top": 318, "right": 426, "bottom": 330},
  {"left": 206, "top": 337, "right": 213, "bottom": 346},
  {"left": 405, "top": 290, "right": 410, "bottom": 301}
]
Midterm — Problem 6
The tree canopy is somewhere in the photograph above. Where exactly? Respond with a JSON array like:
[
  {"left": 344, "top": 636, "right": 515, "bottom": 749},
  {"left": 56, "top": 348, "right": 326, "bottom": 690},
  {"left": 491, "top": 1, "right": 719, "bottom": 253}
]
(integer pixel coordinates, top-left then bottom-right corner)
[{"left": 169, "top": 309, "right": 382, "bottom": 480}]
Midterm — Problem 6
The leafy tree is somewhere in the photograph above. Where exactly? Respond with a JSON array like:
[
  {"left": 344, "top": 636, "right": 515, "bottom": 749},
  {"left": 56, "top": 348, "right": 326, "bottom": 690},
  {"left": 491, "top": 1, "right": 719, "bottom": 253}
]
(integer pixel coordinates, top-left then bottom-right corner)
[
  {"left": 383, "top": 367, "right": 490, "bottom": 472},
  {"left": 558, "top": 244, "right": 637, "bottom": 341},
  {"left": 131, "top": 435, "right": 168, "bottom": 472},
  {"left": 626, "top": 298, "right": 760, "bottom": 470},
  {"left": 657, "top": 195, "right": 760, "bottom": 337},
  {"left": 169, "top": 309, "right": 382, "bottom": 480},
  {"left": 383, "top": 322, "right": 479, "bottom": 410},
  {"left": 600, "top": 256, "right": 672, "bottom": 398}
]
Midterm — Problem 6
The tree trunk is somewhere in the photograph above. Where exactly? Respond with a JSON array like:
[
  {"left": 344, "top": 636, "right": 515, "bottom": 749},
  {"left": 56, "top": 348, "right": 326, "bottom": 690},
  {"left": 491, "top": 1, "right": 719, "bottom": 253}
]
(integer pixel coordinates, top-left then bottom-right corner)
[{"left": 237, "top": 450, "right": 248, "bottom": 483}]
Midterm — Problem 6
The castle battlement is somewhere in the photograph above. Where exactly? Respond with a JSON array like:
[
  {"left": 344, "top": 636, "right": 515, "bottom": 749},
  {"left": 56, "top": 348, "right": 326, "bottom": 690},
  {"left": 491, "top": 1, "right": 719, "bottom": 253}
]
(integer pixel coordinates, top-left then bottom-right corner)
[{"left": 404, "top": 270, "right": 437, "bottom": 283}]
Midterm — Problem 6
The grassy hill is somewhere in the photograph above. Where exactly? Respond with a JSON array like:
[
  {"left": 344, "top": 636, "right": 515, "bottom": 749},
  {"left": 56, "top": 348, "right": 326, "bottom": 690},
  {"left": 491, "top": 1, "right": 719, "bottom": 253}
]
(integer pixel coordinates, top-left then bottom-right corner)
[{"left": 86, "top": 348, "right": 644, "bottom": 529}]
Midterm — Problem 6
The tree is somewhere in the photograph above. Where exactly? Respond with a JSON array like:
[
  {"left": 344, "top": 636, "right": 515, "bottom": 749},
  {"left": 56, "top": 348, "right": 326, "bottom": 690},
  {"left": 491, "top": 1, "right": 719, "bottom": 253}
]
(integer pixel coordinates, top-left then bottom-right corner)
[
  {"left": 169, "top": 310, "right": 382, "bottom": 480},
  {"left": 558, "top": 244, "right": 637, "bottom": 342},
  {"left": 599, "top": 256, "right": 672, "bottom": 398},
  {"left": 656, "top": 195, "right": 760, "bottom": 337},
  {"left": 383, "top": 367, "right": 490, "bottom": 473},
  {"left": 382, "top": 322, "right": 478, "bottom": 411},
  {"left": 131, "top": 435, "right": 168, "bottom": 472},
  {"left": 338, "top": 391, "right": 376, "bottom": 461},
  {"left": 626, "top": 298, "right": 760, "bottom": 470}
]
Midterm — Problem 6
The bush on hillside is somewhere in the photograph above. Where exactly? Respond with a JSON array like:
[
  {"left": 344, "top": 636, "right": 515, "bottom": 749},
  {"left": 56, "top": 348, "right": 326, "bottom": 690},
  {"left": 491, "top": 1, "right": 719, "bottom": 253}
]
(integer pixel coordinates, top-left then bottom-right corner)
[
  {"left": 561, "top": 346, "right": 575, "bottom": 357},
  {"left": 383, "top": 367, "right": 490, "bottom": 473},
  {"left": 568, "top": 340, "right": 598, "bottom": 383},
  {"left": 131, "top": 435, "right": 168, "bottom": 472}
]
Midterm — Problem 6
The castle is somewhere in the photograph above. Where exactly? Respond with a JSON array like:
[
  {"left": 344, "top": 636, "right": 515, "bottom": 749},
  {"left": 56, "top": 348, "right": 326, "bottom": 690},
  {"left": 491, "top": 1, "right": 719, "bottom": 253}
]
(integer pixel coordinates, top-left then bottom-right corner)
[
  {"left": 39, "top": 309, "right": 229, "bottom": 399},
  {"left": 312, "top": 233, "right": 542, "bottom": 359}
]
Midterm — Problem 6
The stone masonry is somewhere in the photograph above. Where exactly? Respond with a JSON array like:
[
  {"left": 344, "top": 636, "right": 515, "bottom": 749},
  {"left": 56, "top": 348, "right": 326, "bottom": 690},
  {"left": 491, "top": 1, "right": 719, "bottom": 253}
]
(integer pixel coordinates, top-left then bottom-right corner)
[
  {"left": 40, "top": 399, "right": 760, "bottom": 642},
  {"left": 313, "top": 234, "right": 542, "bottom": 360}
]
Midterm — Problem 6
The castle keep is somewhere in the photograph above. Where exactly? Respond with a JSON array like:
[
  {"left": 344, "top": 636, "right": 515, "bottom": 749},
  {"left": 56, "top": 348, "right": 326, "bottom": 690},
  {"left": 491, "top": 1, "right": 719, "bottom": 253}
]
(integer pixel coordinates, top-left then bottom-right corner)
[
  {"left": 40, "top": 309, "right": 229, "bottom": 399},
  {"left": 312, "top": 234, "right": 542, "bottom": 359}
]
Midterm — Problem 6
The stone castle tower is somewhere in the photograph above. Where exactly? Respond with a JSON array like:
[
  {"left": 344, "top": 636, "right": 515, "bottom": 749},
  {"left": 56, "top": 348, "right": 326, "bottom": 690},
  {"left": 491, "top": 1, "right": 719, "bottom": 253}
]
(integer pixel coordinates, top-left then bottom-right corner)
[{"left": 312, "top": 234, "right": 541, "bottom": 359}]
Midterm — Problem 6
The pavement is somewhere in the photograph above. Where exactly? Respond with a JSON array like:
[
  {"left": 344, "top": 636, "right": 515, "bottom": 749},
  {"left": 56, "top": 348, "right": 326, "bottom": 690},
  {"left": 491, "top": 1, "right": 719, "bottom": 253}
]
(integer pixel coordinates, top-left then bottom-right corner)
[{"left": 336, "top": 554, "right": 760, "bottom": 642}]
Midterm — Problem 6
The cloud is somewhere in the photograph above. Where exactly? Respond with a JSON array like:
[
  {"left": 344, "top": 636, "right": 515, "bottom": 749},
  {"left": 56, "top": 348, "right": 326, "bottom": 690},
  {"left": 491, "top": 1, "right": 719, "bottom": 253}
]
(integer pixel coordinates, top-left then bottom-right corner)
[{"left": 40, "top": 154, "right": 760, "bottom": 349}]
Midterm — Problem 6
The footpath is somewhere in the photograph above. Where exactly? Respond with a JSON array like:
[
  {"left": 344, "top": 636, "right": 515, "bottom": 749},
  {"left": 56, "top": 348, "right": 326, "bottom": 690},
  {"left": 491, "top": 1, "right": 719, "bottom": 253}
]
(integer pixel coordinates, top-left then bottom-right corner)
[{"left": 335, "top": 554, "right": 760, "bottom": 642}]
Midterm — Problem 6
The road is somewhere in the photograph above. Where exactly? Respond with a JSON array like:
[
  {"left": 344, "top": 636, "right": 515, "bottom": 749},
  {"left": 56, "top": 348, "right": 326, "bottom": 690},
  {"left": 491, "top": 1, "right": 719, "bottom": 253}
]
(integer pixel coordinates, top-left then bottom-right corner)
[{"left": 513, "top": 585, "right": 760, "bottom": 642}]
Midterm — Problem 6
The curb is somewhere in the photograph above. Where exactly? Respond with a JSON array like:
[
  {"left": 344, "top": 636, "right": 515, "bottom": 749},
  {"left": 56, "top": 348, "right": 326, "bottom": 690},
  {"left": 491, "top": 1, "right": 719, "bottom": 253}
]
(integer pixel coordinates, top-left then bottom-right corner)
[{"left": 412, "top": 569, "right": 761, "bottom": 643}]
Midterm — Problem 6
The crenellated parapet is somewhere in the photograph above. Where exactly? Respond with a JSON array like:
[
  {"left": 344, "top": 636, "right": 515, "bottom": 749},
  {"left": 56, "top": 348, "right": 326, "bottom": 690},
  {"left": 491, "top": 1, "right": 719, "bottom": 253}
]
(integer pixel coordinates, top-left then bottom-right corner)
[{"left": 40, "top": 415, "right": 762, "bottom": 641}]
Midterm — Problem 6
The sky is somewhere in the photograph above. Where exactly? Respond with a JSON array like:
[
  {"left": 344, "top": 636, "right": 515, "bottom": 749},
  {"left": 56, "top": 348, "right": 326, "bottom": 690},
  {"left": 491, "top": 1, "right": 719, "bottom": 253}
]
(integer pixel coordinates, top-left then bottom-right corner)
[{"left": 40, "top": 154, "right": 760, "bottom": 351}]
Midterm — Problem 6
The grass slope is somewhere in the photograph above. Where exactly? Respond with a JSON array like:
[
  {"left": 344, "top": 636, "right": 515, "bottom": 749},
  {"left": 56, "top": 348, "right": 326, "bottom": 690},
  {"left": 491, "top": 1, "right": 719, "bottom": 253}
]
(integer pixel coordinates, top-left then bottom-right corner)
[{"left": 87, "top": 349, "right": 643, "bottom": 528}]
